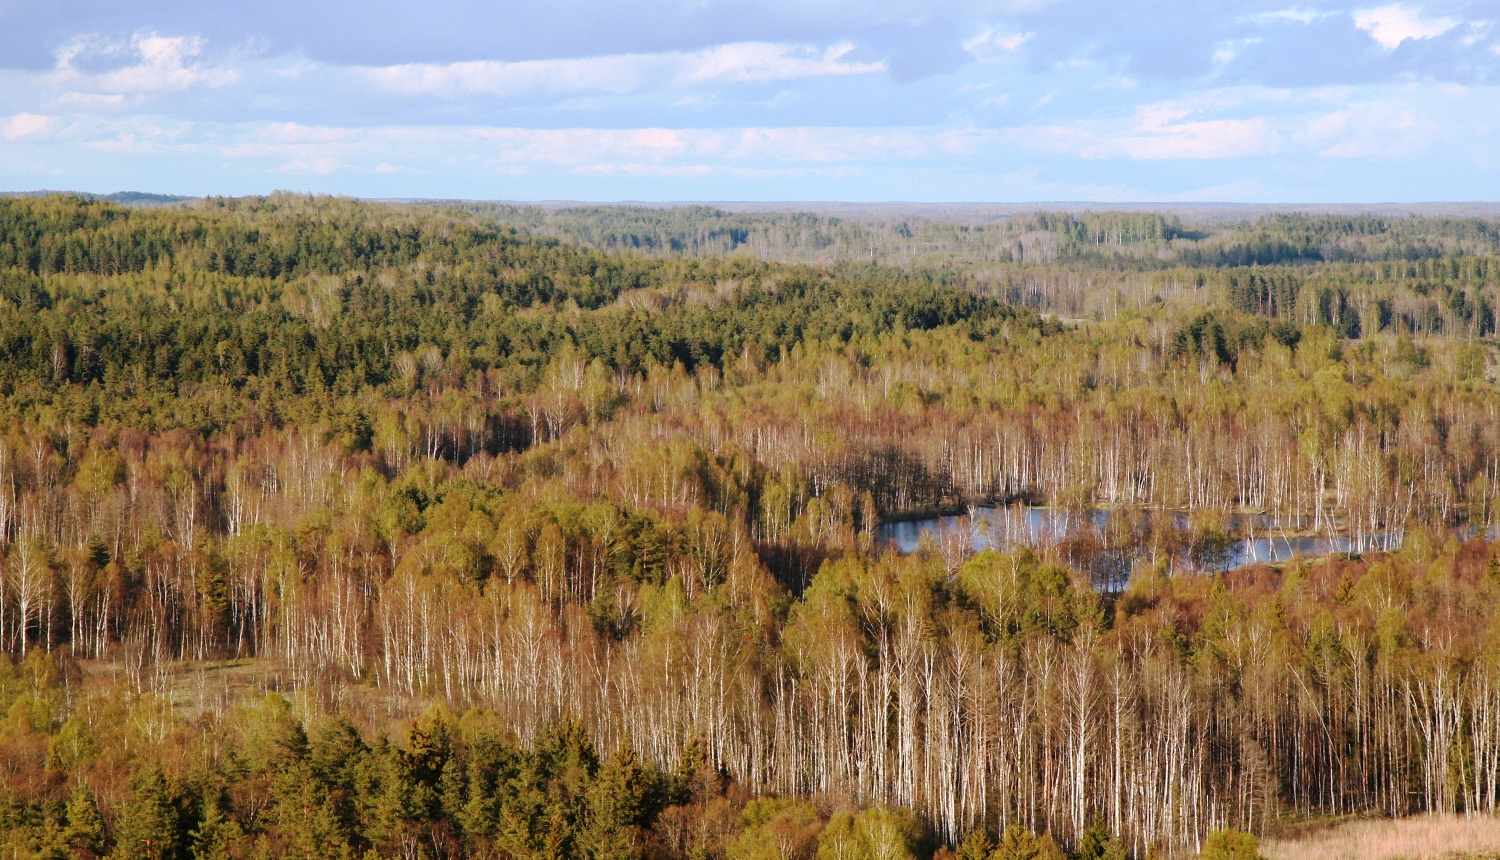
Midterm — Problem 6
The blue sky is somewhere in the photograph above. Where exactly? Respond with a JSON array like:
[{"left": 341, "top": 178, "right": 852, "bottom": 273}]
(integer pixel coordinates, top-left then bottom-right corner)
[{"left": 1, "top": 0, "right": 1498, "bottom": 201}]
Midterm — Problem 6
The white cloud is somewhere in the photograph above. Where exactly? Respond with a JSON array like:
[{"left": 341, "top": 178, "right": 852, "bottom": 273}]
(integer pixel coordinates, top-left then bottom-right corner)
[
  {"left": 1213, "top": 38, "right": 1262, "bottom": 66},
  {"left": 1017, "top": 99, "right": 1283, "bottom": 160},
  {"left": 91, "top": 121, "right": 928, "bottom": 181},
  {"left": 58, "top": 92, "right": 129, "bottom": 108},
  {"left": 456, "top": 126, "right": 922, "bottom": 168},
  {"left": 569, "top": 161, "right": 859, "bottom": 179},
  {"left": 935, "top": 128, "right": 1001, "bottom": 154},
  {"left": 467, "top": 127, "right": 716, "bottom": 165},
  {"left": 572, "top": 162, "right": 716, "bottom": 177},
  {"left": 726, "top": 127, "right": 925, "bottom": 162},
  {"left": 6, "top": 74, "right": 1494, "bottom": 200},
  {"left": 1244, "top": 9, "right": 1333, "bottom": 25},
  {"left": 963, "top": 28, "right": 1035, "bottom": 62},
  {"left": 1353, "top": 4, "right": 1460, "bottom": 49},
  {"left": 1, "top": 113, "right": 53, "bottom": 140},
  {"left": 364, "top": 41, "right": 883, "bottom": 99},
  {"left": 1303, "top": 109, "right": 1353, "bottom": 140},
  {"left": 79, "top": 118, "right": 196, "bottom": 155},
  {"left": 1089, "top": 117, "right": 1279, "bottom": 159},
  {"left": 366, "top": 56, "right": 647, "bottom": 98},
  {"left": 275, "top": 156, "right": 347, "bottom": 174},
  {"left": 49, "top": 32, "right": 239, "bottom": 104},
  {"left": 254, "top": 122, "right": 355, "bottom": 145},
  {"left": 1297, "top": 100, "right": 1436, "bottom": 158},
  {"left": 680, "top": 42, "right": 881, "bottom": 83}
]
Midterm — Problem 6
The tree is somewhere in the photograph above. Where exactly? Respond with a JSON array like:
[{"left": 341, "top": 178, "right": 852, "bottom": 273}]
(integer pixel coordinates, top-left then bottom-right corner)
[
  {"left": 731, "top": 799, "right": 823, "bottom": 860},
  {"left": 1075, "top": 819, "right": 1125, "bottom": 860},
  {"left": 991, "top": 824, "right": 1037, "bottom": 860},
  {"left": 11, "top": 533, "right": 54, "bottom": 654},
  {"left": 954, "top": 827, "right": 992, "bottom": 860},
  {"left": 64, "top": 784, "right": 108, "bottom": 859},
  {"left": 1199, "top": 829, "right": 1262, "bottom": 860},
  {"left": 580, "top": 746, "right": 657, "bottom": 860},
  {"left": 189, "top": 791, "right": 247, "bottom": 860},
  {"left": 111, "top": 768, "right": 191, "bottom": 860}
]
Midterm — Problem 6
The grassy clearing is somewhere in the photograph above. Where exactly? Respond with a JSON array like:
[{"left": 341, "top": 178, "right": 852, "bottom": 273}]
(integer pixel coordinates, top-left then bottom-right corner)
[{"left": 1262, "top": 815, "right": 1500, "bottom": 860}]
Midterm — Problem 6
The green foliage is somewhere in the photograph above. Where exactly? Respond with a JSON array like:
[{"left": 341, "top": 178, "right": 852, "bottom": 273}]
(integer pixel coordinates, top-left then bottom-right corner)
[
  {"left": 991, "top": 824, "right": 1037, "bottom": 860},
  {"left": 1198, "top": 829, "right": 1262, "bottom": 860},
  {"left": 732, "top": 799, "right": 824, "bottom": 860},
  {"left": 989, "top": 826, "right": 1067, "bottom": 860},
  {"left": 63, "top": 784, "right": 107, "bottom": 859},
  {"left": 111, "top": 767, "right": 192, "bottom": 860},
  {"left": 581, "top": 747, "right": 658, "bottom": 860},
  {"left": 189, "top": 790, "right": 248, "bottom": 860},
  {"left": 956, "top": 550, "right": 1097, "bottom": 642},
  {"left": 6, "top": 193, "right": 1500, "bottom": 860},
  {"left": 815, "top": 808, "right": 921, "bottom": 860},
  {"left": 1075, "top": 819, "right": 1125, "bottom": 860},
  {"left": 454, "top": 202, "right": 1500, "bottom": 274},
  {"left": 0, "top": 195, "right": 1030, "bottom": 434},
  {"left": 954, "top": 827, "right": 993, "bottom": 860}
]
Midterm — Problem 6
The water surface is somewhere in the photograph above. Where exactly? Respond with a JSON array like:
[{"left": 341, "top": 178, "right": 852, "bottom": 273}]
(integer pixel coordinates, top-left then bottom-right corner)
[{"left": 876, "top": 506, "right": 1401, "bottom": 575}]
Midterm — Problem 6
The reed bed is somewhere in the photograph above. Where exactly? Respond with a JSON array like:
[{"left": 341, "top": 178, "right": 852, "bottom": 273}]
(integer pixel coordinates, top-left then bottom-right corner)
[{"left": 1263, "top": 815, "right": 1500, "bottom": 860}]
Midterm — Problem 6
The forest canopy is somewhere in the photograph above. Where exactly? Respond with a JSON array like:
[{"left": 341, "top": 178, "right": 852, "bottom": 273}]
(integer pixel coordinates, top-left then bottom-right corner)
[{"left": 3, "top": 194, "right": 1500, "bottom": 860}]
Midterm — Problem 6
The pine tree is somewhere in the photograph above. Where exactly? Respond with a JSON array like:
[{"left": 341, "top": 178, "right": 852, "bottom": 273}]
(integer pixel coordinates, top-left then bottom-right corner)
[
  {"left": 991, "top": 824, "right": 1038, "bottom": 860},
  {"left": 189, "top": 791, "right": 246, "bottom": 860},
  {"left": 111, "top": 768, "right": 191, "bottom": 860},
  {"left": 63, "top": 784, "right": 107, "bottom": 859},
  {"left": 580, "top": 746, "right": 656, "bottom": 860},
  {"left": 954, "top": 827, "right": 993, "bottom": 860},
  {"left": 1075, "top": 819, "right": 1124, "bottom": 860}
]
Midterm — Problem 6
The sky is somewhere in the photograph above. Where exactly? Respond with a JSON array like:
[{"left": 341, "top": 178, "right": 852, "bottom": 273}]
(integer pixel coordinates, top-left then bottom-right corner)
[{"left": 1, "top": 0, "right": 1498, "bottom": 202}]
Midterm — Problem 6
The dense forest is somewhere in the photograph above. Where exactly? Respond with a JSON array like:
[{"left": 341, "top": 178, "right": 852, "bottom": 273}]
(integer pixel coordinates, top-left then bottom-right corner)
[
  {"left": 460, "top": 203, "right": 1500, "bottom": 339},
  {"left": 456, "top": 201, "right": 1500, "bottom": 268},
  {"left": 3, "top": 193, "right": 1500, "bottom": 859}
]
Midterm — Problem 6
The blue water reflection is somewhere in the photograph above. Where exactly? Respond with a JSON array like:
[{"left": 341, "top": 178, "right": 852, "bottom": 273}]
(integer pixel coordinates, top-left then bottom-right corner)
[{"left": 876, "top": 507, "right": 1402, "bottom": 574}]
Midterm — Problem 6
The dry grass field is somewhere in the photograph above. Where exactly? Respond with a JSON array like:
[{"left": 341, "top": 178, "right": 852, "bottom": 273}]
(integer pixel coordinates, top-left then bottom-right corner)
[{"left": 1262, "top": 815, "right": 1500, "bottom": 860}]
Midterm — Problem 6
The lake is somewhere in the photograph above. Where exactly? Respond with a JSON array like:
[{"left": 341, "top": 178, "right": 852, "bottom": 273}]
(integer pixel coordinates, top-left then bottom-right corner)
[{"left": 876, "top": 506, "right": 1404, "bottom": 576}]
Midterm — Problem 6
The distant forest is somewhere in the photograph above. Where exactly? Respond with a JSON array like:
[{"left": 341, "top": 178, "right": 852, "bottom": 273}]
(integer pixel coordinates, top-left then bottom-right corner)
[
  {"left": 455, "top": 201, "right": 1500, "bottom": 337},
  {"left": 3, "top": 194, "right": 1500, "bottom": 860}
]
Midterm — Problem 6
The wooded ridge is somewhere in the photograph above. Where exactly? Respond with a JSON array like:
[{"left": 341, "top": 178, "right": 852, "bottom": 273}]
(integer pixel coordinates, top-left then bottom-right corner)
[{"left": 3, "top": 194, "right": 1500, "bottom": 860}]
